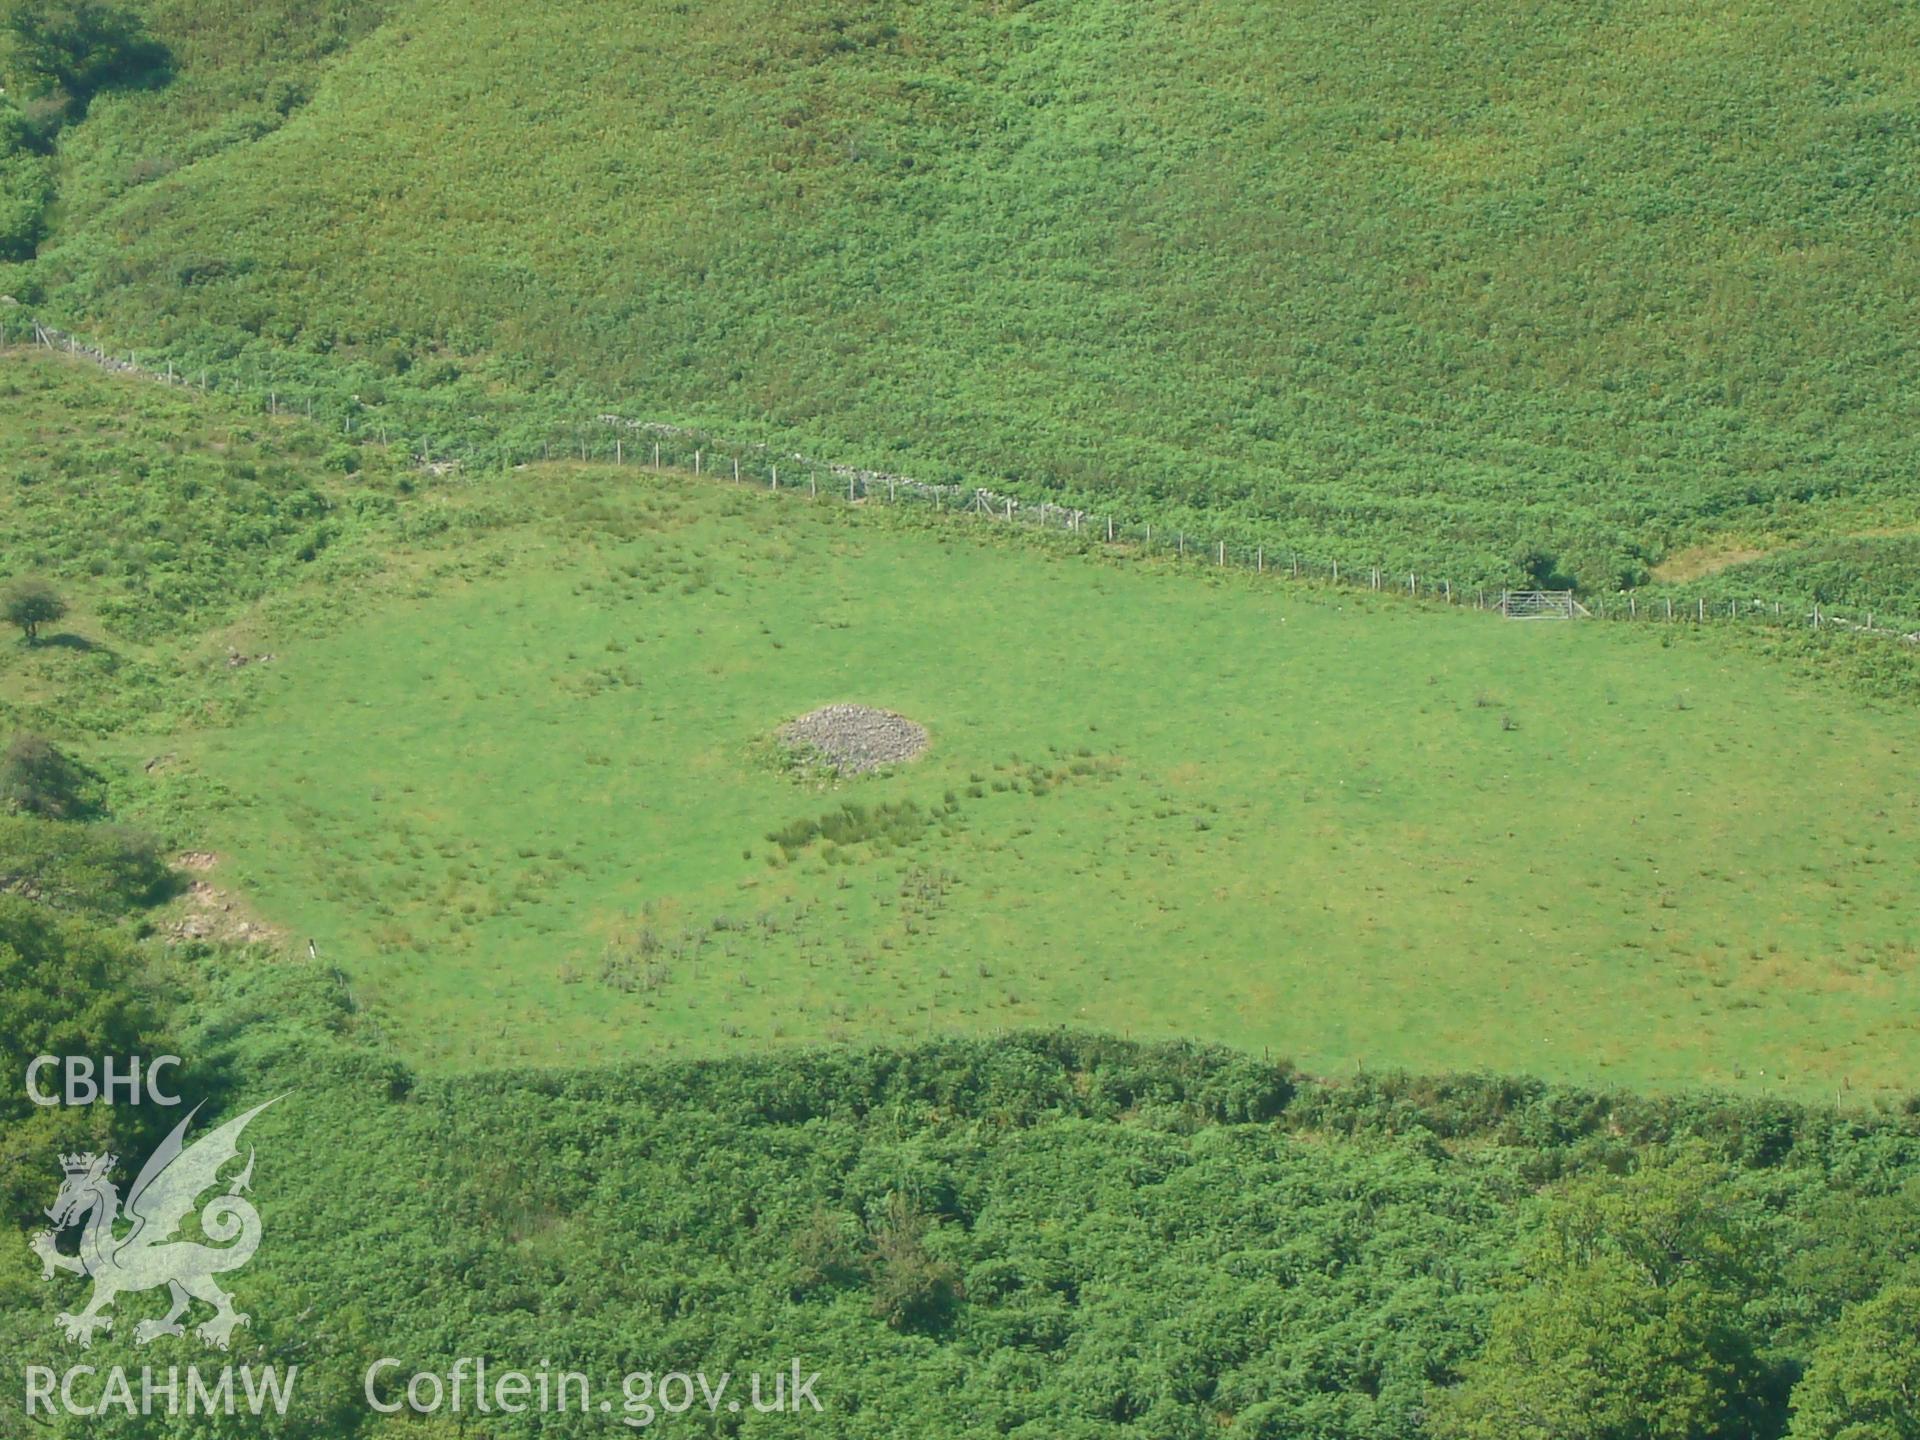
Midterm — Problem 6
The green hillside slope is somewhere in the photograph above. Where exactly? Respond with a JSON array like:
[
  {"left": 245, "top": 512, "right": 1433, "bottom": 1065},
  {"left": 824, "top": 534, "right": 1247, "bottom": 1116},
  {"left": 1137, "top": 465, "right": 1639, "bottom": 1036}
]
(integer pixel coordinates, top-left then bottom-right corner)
[{"left": 9, "top": 0, "right": 1919, "bottom": 587}]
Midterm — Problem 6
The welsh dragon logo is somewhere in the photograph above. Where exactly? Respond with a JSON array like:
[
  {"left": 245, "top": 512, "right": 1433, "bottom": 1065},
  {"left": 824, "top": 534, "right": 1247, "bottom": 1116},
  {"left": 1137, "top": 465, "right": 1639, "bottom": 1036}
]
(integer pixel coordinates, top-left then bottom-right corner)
[{"left": 30, "top": 1098, "right": 279, "bottom": 1349}]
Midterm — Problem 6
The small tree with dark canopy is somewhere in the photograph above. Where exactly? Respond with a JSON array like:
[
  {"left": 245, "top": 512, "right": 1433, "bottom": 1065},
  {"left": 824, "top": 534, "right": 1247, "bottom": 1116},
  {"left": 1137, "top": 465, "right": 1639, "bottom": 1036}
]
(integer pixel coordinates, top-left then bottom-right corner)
[
  {"left": 1512, "top": 543, "right": 1576, "bottom": 592},
  {"left": 866, "top": 1193, "right": 964, "bottom": 1333},
  {"left": 3, "top": 575, "right": 65, "bottom": 643},
  {"left": 0, "top": 733, "right": 96, "bottom": 818}
]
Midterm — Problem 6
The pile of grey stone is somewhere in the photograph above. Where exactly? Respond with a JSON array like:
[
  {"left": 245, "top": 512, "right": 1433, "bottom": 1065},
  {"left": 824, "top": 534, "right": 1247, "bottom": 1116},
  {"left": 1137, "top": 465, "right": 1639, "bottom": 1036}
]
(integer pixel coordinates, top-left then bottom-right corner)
[{"left": 778, "top": 705, "right": 929, "bottom": 775}]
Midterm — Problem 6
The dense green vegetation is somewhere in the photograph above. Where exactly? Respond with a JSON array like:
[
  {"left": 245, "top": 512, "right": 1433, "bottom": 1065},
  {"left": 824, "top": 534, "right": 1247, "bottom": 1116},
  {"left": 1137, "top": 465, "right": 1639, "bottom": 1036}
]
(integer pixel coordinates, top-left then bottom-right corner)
[
  {"left": 0, "top": 893, "right": 177, "bottom": 1226},
  {"left": 1698, "top": 535, "right": 1920, "bottom": 631},
  {"left": 3, "top": 0, "right": 1917, "bottom": 590},
  {"left": 0, "top": 352, "right": 392, "bottom": 643},
  {"left": 0, "top": 93, "right": 53, "bottom": 260},
  {"left": 0, "top": 359, "right": 1909, "bottom": 1439},
  {"left": 0, "top": 348, "right": 414, "bottom": 734},
  {"left": 5, "top": 860, "right": 1920, "bottom": 1439}
]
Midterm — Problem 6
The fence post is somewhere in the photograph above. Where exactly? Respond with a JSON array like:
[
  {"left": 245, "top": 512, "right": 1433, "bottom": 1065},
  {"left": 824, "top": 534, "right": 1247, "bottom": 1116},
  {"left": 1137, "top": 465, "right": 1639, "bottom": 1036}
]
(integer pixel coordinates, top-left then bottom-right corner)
[
  {"left": 654, "top": 442, "right": 661, "bottom": 466},
  {"left": 1107, "top": 517, "right": 1114, "bottom": 542},
  {"left": 734, "top": 457, "right": 740, "bottom": 483},
  {"left": 1698, "top": 597, "right": 1705, "bottom": 622},
  {"left": 1666, "top": 598, "right": 1674, "bottom": 621},
  {"left": 1179, "top": 533, "right": 1185, "bottom": 557},
  {"left": 810, "top": 472, "right": 817, "bottom": 497},
  {"left": 1257, "top": 546, "right": 1263, "bottom": 573},
  {"left": 616, "top": 438, "right": 622, "bottom": 464},
  {"left": 1005, "top": 498, "right": 1013, "bottom": 520},
  {"left": 1218, "top": 541, "right": 1225, "bottom": 565},
  {"left": 695, "top": 449, "right": 702, "bottom": 475},
  {"left": 772, "top": 466, "right": 778, "bottom": 490}
]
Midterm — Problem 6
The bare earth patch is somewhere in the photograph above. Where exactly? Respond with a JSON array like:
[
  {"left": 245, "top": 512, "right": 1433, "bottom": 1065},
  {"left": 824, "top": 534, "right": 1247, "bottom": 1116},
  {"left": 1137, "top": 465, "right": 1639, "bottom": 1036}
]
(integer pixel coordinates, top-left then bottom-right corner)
[
  {"left": 779, "top": 705, "right": 929, "bottom": 776},
  {"left": 1651, "top": 543, "right": 1768, "bottom": 583},
  {"left": 167, "top": 852, "right": 282, "bottom": 945}
]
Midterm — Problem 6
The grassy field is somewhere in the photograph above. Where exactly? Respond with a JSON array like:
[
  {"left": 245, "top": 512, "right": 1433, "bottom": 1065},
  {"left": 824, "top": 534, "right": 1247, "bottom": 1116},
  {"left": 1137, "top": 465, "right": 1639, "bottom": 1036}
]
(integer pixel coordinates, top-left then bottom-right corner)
[
  {"left": 2, "top": 350, "right": 1915, "bottom": 1098},
  {"left": 64, "top": 455, "right": 1907, "bottom": 1099},
  {"left": 7, "top": 0, "right": 1919, "bottom": 590}
]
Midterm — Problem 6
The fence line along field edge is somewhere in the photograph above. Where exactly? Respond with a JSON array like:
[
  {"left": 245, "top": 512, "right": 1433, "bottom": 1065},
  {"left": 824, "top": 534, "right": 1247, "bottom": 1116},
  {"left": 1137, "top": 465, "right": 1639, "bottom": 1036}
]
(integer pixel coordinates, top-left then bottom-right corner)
[{"left": 8, "top": 315, "right": 1916, "bottom": 647}]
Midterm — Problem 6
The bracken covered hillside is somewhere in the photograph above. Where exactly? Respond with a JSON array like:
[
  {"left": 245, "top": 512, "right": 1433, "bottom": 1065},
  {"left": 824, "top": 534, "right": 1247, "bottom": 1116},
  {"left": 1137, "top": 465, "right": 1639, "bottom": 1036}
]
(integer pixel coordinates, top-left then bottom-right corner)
[{"left": 4, "top": 0, "right": 1917, "bottom": 587}]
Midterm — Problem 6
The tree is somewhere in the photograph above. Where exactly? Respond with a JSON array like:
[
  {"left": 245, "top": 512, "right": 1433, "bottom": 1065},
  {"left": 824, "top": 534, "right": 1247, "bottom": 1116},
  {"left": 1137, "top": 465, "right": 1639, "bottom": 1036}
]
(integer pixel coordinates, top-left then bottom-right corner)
[
  {"left": 1432, "top": 1258, "right": 1768, "bottom": 1440},
  {"left": 1513, "top": 542, "right": 1575, "bottom": 592},
  {"left": 1789, "top": 1283, "right": 1920, "bottom": 1440},
  {"left": 867, "top": 1193, "right": 964, "bottom": 1333},
  {"left": 1, "top": 0, "right": 169, "bottom": 111},
  {"left": 3, "top": 575, "right": 65, "bottom": 642},
  {"left": 789, "top": 1205, "right": 864, "bottom": 1294},
  {"left": 1431, "top": 1150, "right": 1779, "bottom": 1440},
  {"left": 0, "top": 732, "right": 95, "bottom": 817},
  {"left": 0, "top": 142, "right": 51, "bottom": 258},
  {"left": 0, "top": 93, "right": 52, "bottom": 259}
]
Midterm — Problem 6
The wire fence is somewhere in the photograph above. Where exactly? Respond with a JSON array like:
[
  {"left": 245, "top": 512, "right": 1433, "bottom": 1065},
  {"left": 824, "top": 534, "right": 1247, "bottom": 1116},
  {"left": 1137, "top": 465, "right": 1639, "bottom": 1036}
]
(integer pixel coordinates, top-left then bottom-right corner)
[
  {"left": 595, "top": 414, "right": 1920, "bottom": 645},
  {"left": 10, "top": 315, "right": 1917, "bottom": 647}
]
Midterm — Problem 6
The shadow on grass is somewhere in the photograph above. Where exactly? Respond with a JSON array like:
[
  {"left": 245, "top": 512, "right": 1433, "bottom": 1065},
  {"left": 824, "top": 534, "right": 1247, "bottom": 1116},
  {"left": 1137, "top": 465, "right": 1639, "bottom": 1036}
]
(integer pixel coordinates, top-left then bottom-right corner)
[{"left": 33, "top": 631, "right": 104, "bottom": 652}]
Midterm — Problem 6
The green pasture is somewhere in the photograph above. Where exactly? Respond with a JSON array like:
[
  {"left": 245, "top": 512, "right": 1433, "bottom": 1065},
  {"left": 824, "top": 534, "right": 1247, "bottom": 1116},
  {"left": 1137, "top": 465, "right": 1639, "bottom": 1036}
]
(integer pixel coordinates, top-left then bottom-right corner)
[{"left": 113, "top": 467, "right": 1920, "bottom": 1098}]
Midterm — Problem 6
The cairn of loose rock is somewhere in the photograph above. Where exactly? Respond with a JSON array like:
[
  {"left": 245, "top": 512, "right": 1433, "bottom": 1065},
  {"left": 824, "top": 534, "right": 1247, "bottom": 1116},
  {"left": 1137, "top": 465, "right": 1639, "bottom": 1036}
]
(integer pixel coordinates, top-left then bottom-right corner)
[{"left": 778, "top": 705, "right": 929, "bottom": 775}]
